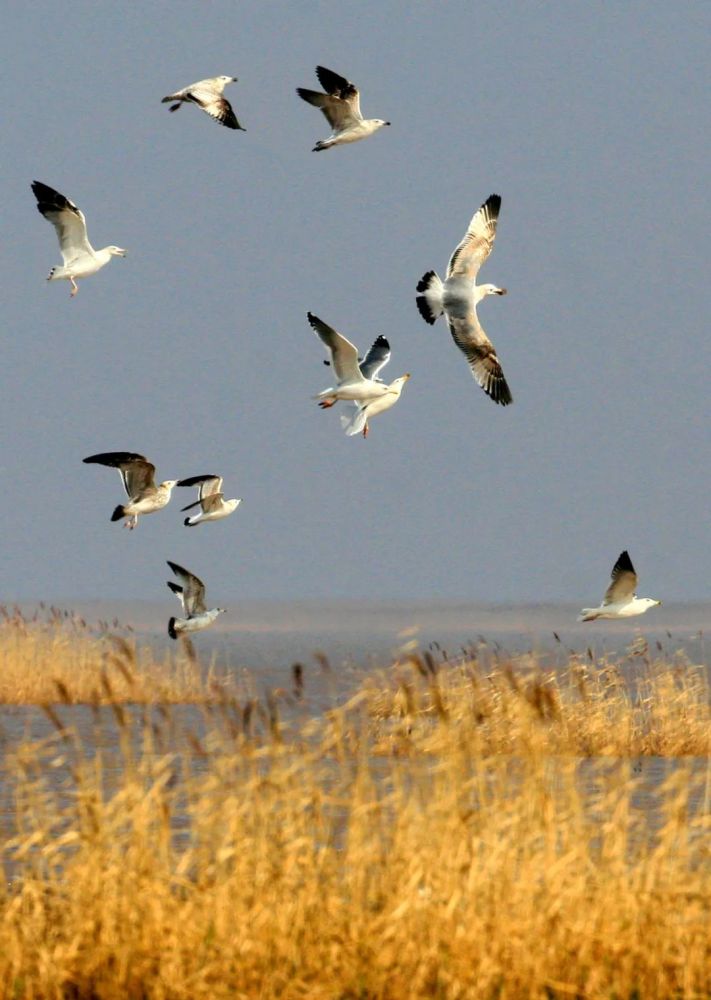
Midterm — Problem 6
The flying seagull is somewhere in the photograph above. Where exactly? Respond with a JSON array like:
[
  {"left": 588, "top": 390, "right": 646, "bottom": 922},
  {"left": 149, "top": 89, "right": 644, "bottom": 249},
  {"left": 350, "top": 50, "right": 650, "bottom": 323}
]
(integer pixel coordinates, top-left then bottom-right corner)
[
  {"left": 177, "top": 475, "right": 242, "bottom": 526},
  {"left": 416, "top": 194, "right": 512, "bottom": 406},
  {"left": 578, "top": 551, "right": 662, "bottom": 621},
  {"left": 166, "top": 561, "right": 226, "bottom": 639},
  {"left": 161, "top": 75, "right": 245, "bottom": 130},
  {"left": 83, "top": 452, "right": 177, "bottom": 529},
  {"left": 340, "top": 374, "right": 411, "bottom": 438},
  {"left": 296, "top": 66, "right": 390, "bottom": 151},
  {"left": 309, "top": 312, "right": 405, "bottom": 408},
  {"left": 31, "top": 181, "right": 126, "bottom": 297}
]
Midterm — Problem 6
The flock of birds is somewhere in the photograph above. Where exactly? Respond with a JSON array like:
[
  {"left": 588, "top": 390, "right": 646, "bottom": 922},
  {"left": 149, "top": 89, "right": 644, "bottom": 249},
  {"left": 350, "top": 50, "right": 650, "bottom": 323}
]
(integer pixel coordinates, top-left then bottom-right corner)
[{"left": 31, "top": 69, "right": 662, "bottom": 638}]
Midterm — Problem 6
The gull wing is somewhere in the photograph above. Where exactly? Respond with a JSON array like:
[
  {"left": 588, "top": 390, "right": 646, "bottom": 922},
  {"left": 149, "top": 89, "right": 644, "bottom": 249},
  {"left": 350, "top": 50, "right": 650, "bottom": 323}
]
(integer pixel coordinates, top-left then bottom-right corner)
[
  {"left": 83, "top": 452, "right": 156, "bottom": 498},
  {"left": 32, "top": 181, "right": 94, "bottom": 265},
  {"left": 308, "top": 312, "right": 364, "bottom": 383},
  {"left": 602, "top": 551, "right": 638, "bottom": 605},
  {"left": 447, "top": 194, "right": 502, "bottom": 280},
  {"left": 447, "top": 311, "right": 512, "bottom": 406},
  {"left": 167, "top": 561, "right": 207, "bottom": 616},
  {"left": 177, "top": 474, "right": 223, "bottom": 498},
  {"left": 297, "top": 66, "right": 361, "bottom": 128},
  {"left": 166, "top": 580, "right": 187, "bottom": 613},
  {"left": 359, "top": 335, "right": 391, "bottom": 381},
  {"left": 188, "top": 82, "right": 242, "bottom": 129},
  {"left": 315, "top": 66, "right": 362, "bottom": 117},
  {"left": 177, "top": 475, "right": 223, "bottom": 511}
]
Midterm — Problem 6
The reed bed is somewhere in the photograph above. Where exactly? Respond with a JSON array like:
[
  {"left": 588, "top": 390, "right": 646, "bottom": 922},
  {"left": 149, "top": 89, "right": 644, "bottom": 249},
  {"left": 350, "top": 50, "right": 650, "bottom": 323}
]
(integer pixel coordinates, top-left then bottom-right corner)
[
  {"left": 0, "top": 610, "right": 708, "bottom": 996},
  {"left": 0, "top": 697, "right": 708, "bottom": 999},
  {"left": 362, "top": 644, "right": 711, "bottom": 757},
  {"left": 0, "top": 606, "right": 221, "bottom": 704}
]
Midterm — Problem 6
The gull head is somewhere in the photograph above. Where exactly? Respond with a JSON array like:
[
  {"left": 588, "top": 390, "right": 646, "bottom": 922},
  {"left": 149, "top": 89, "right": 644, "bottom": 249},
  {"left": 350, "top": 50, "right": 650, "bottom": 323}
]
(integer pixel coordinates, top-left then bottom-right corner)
[
  {"left": 226, "top": 498, "right": 243, "bottom": 513},
  {"left": 220, "top": 75, "right": 238, "bottom": 84},
  {"left": 483, "top": 283, "right": 506, "bottom": 296},
  {"left": 161, "top": 480, "right": 179, "bottom": 491},
  {"left": 640, "top": 598, "right": 662, "bottom": 611},
  {"left": 108, "top": 246, "right": 127, "bottom": 257},
  {"left": 372, "top": 119, "right": 391, "bottom": 130},
  {"left": 392, "top": 373, "right": 411, "bottom": 388}
]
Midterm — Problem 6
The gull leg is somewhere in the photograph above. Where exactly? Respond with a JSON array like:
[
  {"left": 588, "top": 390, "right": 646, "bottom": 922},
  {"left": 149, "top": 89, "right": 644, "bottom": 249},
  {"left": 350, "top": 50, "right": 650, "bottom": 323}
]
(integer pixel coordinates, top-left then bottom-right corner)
[
  {"left": 363, "top": 422, "right": 369, "bottom": 439},
  {"left": 69, "top": 276, "right": 78, "bottom": 297},
  {"left": 318, "top": 399, "right": 336, "bottom": 409}
]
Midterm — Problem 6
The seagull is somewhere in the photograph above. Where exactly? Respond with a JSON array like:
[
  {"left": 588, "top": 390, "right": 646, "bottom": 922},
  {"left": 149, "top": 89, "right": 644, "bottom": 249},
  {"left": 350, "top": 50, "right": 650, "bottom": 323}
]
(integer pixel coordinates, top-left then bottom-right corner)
[
  {"left": 83, "top": 452, "right": 177, "bottom": 529},
  {"left": 177, "top": 475, "right": 242, "bottom": 526},
  {"left": 340, "top": 374, "right": 410, "bottom": 438},
  {"left": 166, "top": 561, "right": 226, "bottom": 640},
  {"left": 578, "top": 551, "right": 662, "bottom": 621},
  {"left": 296, "top": 66, "right": 390, "bottom": 151},
  {"left": 309, "top": 312, "right": 402, "bottom": 407},
  {"left": 416, "top": 194, "right": 512, "bottom": 405},
  {"left": 31, "top": 181, "right": 126, "bottom": 297},
  {"left": 161, "top": 75, "right": 245, "bottom": 130}
]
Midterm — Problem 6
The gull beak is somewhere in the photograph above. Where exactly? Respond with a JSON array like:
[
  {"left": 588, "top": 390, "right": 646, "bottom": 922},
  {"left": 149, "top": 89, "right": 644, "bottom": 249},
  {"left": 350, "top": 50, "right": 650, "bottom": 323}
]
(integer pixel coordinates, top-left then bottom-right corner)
[
  {"left": 656, "top": 600, "right": 663, "bottom": 606},
  {"left": 496, "top": 287, "right": 507, "bottom": 295},
  {"left": 232, "top": 77, "right": 239, "bottom": 82},
  {"left": 384, "top": 121, "right": 392, "bottom": 126}
]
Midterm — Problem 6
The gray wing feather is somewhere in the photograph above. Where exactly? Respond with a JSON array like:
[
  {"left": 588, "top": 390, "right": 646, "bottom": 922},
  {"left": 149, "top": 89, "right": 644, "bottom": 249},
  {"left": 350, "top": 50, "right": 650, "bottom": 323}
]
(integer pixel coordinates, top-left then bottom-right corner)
[
  {"left": 359, "top": 336, "right": 391, "bottom": 381},
  {"left": 167, "top": 561, "right": 206, "bottom": 615},
  {"left": 603, "top": 551, "right": 638, "bottom": 604},
  {"left": 307, "top": 312, "right": 363, "bottom": 383},
  {"left": 447, "top": 194, "right": 501, "bottom": 280}
]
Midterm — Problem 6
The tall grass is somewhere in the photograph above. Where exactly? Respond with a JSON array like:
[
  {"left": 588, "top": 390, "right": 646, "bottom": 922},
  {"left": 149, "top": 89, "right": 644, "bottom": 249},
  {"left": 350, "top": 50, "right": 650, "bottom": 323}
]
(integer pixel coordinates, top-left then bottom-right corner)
[
  {"left": 0, "top": 688, "right": 708, "bottom": 996},
  {"left": 0, "top": 611, "right": 708, "bottom": 997},
  {"left": 0, "top": 606, "right": 217, "bottom": 703}
]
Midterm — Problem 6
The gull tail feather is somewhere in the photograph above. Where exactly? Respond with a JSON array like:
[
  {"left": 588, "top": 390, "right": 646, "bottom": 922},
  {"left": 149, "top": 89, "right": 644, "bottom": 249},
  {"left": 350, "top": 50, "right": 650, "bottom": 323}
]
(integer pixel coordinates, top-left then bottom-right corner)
[
  {"left": 340, "top": 406, "right": 368, "bottom": 437},
  {"left": 416, "top": 271, "right": 444, "bottom": 324}
]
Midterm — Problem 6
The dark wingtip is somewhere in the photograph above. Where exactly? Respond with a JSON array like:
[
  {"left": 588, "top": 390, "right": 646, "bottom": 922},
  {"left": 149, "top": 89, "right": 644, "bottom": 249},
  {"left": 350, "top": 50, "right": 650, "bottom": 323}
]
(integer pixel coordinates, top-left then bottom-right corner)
[
  {"left": 614, "top": 550, "right": 635, "bottom": 574},
  {"left": 110, "top": 505, "right": 124, "bottom": 522},
  {"left": 168, "top": 617, "right": 178, "bottom": 640},
  {"left": 184, "top": 517, "right": 192, "bottom": 527}
]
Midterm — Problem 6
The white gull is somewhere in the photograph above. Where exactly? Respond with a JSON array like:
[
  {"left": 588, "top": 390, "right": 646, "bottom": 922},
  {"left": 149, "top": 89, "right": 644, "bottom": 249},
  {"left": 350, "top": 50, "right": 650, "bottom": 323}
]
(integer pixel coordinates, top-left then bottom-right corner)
[
  {"left": 416, "top": 193, "right": 511, "bottom": 405},
  {"left": 31, "top": 181, "right": 126, "bottom": 297},
  {"left": 578, "top": 551, "right": 662, "bottom": 621},
  {"left": 296, "top": 66, "right": 389, "bottom": 151}
]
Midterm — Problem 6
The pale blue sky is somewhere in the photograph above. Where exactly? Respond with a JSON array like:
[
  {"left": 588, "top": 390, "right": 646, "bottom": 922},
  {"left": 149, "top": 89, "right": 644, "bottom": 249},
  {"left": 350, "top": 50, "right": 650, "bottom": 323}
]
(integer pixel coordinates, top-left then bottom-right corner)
[{"left": 2, "top": 1, "right": 709, "bottom": 605}]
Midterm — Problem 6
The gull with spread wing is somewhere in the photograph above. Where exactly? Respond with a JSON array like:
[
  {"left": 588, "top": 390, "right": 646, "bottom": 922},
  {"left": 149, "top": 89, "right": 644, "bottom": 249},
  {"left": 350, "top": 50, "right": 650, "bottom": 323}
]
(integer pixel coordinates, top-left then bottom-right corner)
[
  {"left": 83, "top": 452, "right": 177, "bottom": 529},
  {"left": 296, "top": 66, "right": 390, "bottom": 151},
  {"left": 416, "top": 194, "right": 512, "bottom": 405},
  {"left": 161, "top": 75, "right": 245, "bottom": 130},
  {"left": 31, "top": 181, "right": 126, "bottom": 297},
  {"left": 177, "top": 475, "right": 242, "bottom": 527},
  {"left": 578, "top": 551, "right": 662, "bottom": 621},
  {"left": 166, "top": 561, "right": 226, "bottom": 640}
]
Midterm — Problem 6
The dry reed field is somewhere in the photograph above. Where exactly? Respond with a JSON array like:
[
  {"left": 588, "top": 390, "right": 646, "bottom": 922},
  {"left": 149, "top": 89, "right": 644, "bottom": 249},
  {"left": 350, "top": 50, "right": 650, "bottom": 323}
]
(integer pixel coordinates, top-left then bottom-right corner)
[{"left": 0, "top": 609, "right": 709, "bottom": 998}]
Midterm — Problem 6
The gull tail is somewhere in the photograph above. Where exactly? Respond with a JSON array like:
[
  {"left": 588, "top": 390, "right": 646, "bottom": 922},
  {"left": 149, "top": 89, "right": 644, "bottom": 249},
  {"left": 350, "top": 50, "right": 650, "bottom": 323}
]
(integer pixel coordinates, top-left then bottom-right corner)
[
  {"left": 161, "top": 95, "right": 183, "bottom": 111},
  {"left": 416, "top": 271, "right": 444, "bottom": 324},
  {"left": 168, "top": 617, "right": 178, "bottom": 640},
  {"left": 340, "top": 405, "right": 368, "bottom": 437},
  {"left": 111, "top": 505, "right": 125, "bottom": 522}
]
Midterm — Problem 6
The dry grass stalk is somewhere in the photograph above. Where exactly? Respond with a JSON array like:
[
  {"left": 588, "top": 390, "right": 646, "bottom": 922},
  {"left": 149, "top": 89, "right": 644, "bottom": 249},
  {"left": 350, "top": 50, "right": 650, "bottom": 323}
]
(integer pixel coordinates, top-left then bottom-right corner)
[{"left": 0, "top": 708, "right": 707, "bottom": 998}]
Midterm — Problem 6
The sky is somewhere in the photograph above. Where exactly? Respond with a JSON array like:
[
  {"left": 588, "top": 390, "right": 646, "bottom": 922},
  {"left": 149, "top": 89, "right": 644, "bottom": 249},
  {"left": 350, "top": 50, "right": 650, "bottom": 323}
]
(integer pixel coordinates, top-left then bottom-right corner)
[{"left": 2, "top": 1, "right": 709, "bottom": 609}]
